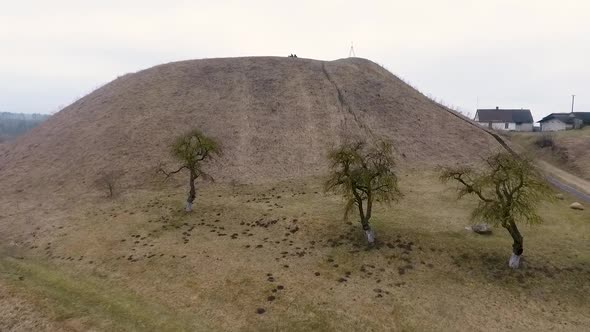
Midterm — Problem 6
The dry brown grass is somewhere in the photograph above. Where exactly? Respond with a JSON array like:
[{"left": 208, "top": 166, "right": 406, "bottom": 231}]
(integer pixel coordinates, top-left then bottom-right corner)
[
  {"left": 0, "top": 57, "right": 502, "bottom": 198},
  {"left": 1, "top": 172, "right": 588, "bottom": 331},
  {"left": 0, "top": 281, "right": 66, "bottom": 331},
  {"left": 511, "top": 128, "right": 590, "bottom": 181},
  {"left": 0, "top": 56, "right": 585, "bottom": 331}
]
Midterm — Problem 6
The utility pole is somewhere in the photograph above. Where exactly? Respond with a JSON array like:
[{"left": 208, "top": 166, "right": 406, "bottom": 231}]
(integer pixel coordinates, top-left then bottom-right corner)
[{"left": 571, "top": 94, "right": 576, "bottom": 113}]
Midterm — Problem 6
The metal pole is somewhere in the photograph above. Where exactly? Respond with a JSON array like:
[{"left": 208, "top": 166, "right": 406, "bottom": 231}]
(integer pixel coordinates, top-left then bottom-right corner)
[
  {"left": 349, "top": 42, "right": 356, "bottom": 57},
  {"left": 571, "top": 95, "right": 575, "bottom": 113}
]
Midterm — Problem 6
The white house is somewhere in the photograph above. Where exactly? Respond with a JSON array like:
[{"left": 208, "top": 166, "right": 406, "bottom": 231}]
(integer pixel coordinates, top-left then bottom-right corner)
[
  {"left": 474, "top": 107, "right": 534, "bottom": 131},
  {"left": 538, "top": 112, "right": 590, "bottom": 131}
]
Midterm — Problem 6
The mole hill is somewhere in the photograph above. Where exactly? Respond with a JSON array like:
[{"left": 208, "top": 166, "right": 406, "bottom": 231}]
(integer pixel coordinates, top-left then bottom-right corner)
[{"left": 0, "top": 57, "right": 502, "bottom": 195}]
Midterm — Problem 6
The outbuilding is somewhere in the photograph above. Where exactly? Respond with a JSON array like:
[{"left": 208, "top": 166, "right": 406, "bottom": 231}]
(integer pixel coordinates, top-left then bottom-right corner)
[{"left": 538, "top": 112, "right": 590, "bottom": 131}]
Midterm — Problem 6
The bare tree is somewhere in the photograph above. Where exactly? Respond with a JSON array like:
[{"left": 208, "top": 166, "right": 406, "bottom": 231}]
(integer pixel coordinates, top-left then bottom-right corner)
[
  {"left": 159, "top": 129, "right": 221, "bottom": 212},
  {"left": 440, "top": 152, "right": 554, "bottom": 268},
  {"left": 325, "top": 139, "right": 403, "bottom": 246},
  {"left": 95, "top": 171, "right": 123, "bottom": 198}
]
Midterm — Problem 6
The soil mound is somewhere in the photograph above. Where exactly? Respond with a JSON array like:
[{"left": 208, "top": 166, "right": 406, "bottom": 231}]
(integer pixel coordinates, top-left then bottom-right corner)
[{"left": 0, "top": 57, "right": 501, "bottom": 194}]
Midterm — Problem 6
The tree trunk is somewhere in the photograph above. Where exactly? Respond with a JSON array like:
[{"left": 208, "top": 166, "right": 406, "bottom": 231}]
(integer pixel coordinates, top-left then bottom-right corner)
[
  {"left": 355, "top": 196, "right": 375, "bottom": 246},
  {"left": 363, "top": 197, "right": 375, "bottom": 246},
  {"left": 107, "top": 183, "right": 114, "bottom": 198},
  {"left": 186, "top": 171, "right": 196, "bottom": 212},
  {"left": 360, "top": 216, "right": 375, "bottom": 246},
  {"left": 362, "top": 221, "right": 375, "bottom": 246},
  {"left": 504, "top": 220, "right": 524, "bottom": 269}
]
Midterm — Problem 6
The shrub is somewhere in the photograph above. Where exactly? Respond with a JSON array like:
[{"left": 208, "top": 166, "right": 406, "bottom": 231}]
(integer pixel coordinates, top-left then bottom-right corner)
[{"left": 535, "top": 133, "right": 554, "bottom": 148}]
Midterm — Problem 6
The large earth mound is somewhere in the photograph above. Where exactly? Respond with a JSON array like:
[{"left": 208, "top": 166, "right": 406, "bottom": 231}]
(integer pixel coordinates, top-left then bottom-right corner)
[{"left": 0, "top": 57, "right": 502, "bottom": 195}]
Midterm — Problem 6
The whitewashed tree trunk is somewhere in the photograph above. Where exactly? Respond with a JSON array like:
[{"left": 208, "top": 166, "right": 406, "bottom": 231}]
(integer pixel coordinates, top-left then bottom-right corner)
[
  {"left": 508, "top": 253, "right": 521, "bottom": 269},
  {"left": 185, "top": 201, "right": 193, "bottom": 212},
  {"left": 365, "top": 228, "right": 375, "bottom": 246}
]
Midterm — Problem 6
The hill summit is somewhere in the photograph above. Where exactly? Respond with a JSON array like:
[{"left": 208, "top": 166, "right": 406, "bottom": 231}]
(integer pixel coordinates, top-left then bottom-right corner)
[{"left": 0, "top": 57, "right": 502, "bottom": 195}]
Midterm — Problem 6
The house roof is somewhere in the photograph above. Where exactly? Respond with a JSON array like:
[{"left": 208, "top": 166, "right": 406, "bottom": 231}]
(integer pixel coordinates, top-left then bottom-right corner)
[
  {"left": 538, "top": 112, "right": 590, "bottom": 124},
  {"left": 475, "top": 108, "right": 534, "bottom": 123}
]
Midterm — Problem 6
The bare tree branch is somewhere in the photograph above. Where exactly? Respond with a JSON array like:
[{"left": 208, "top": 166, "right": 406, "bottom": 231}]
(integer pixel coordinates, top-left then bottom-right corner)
[{"left": 158, "top": 165, "right": 188, "bottom": 179}]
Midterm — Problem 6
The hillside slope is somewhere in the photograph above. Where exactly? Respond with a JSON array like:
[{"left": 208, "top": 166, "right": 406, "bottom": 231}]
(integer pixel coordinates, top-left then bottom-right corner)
[
  {"left": 511, "top": 128, "right": 590, "bottom": 181},
  {"left": 0, "top": 57, "right": 502, "bottom": 195}
]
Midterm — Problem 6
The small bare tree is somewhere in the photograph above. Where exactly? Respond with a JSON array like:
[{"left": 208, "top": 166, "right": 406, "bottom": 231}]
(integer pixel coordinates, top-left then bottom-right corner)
[
  {"left": 440, "top": 152, "right": 553, "bottom": 268},
  {"left": 95, "top": 171, "right": 122, "bottom": 198},
  {"left": 159, "top": 129, "right": 220, "bottom": 212},
  {"left": 325, "top": 139, "right": 403, "bottom": 246}
]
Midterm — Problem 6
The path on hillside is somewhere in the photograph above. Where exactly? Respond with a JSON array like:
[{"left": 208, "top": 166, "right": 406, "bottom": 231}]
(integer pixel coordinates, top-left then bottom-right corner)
[
  {"left": 538, "top": 161, "right": 590, "bottom": 204},
  {"left": 546, "top": 177, "right": 590, "bottom": 203}
]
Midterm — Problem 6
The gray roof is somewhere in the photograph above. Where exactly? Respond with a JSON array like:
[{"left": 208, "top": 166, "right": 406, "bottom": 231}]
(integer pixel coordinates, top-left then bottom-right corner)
[
  {"left": 476, "top": 109, "right": 534, "bottom": 123},
  {"left": 538, "top": 112, "right": 590, "bottom": 124}
]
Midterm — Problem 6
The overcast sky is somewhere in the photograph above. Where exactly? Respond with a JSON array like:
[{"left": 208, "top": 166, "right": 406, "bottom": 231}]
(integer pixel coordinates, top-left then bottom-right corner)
[{"left": 1, "top": 0, "right": 589, "bottom": 121}]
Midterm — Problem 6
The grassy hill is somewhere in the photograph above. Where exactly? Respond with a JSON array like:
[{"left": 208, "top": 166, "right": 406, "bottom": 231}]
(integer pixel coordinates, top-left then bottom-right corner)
[
  {"left": 0, "top": 57, "right": 502, "bottom": 196},
  {"left": 1, "top": 57, "right": 588, "bottom": 331}
]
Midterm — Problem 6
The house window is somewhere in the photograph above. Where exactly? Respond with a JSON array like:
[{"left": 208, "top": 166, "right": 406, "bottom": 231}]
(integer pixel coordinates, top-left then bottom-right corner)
[{"left": 505, "top": 123, "right": 509, "bottom": 129}]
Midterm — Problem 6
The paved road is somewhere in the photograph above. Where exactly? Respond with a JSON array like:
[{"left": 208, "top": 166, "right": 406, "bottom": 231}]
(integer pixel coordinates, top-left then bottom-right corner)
[
  {"left": 546, "top": 176, "right": 590, "bottom": 204},
  {"left": 536, "top": 161, "right": 590, "bottom": 204}
]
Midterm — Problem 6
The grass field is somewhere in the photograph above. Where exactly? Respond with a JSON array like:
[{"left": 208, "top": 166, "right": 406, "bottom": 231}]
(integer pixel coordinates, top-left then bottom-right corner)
[{"left": 1, "top": 172, "right": 589, "bottom": 331}]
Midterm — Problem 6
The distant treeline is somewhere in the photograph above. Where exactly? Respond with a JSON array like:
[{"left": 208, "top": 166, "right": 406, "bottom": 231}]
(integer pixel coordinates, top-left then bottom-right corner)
[{"left": 0, "top": 112, "right": 51, "bottom": 143}]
